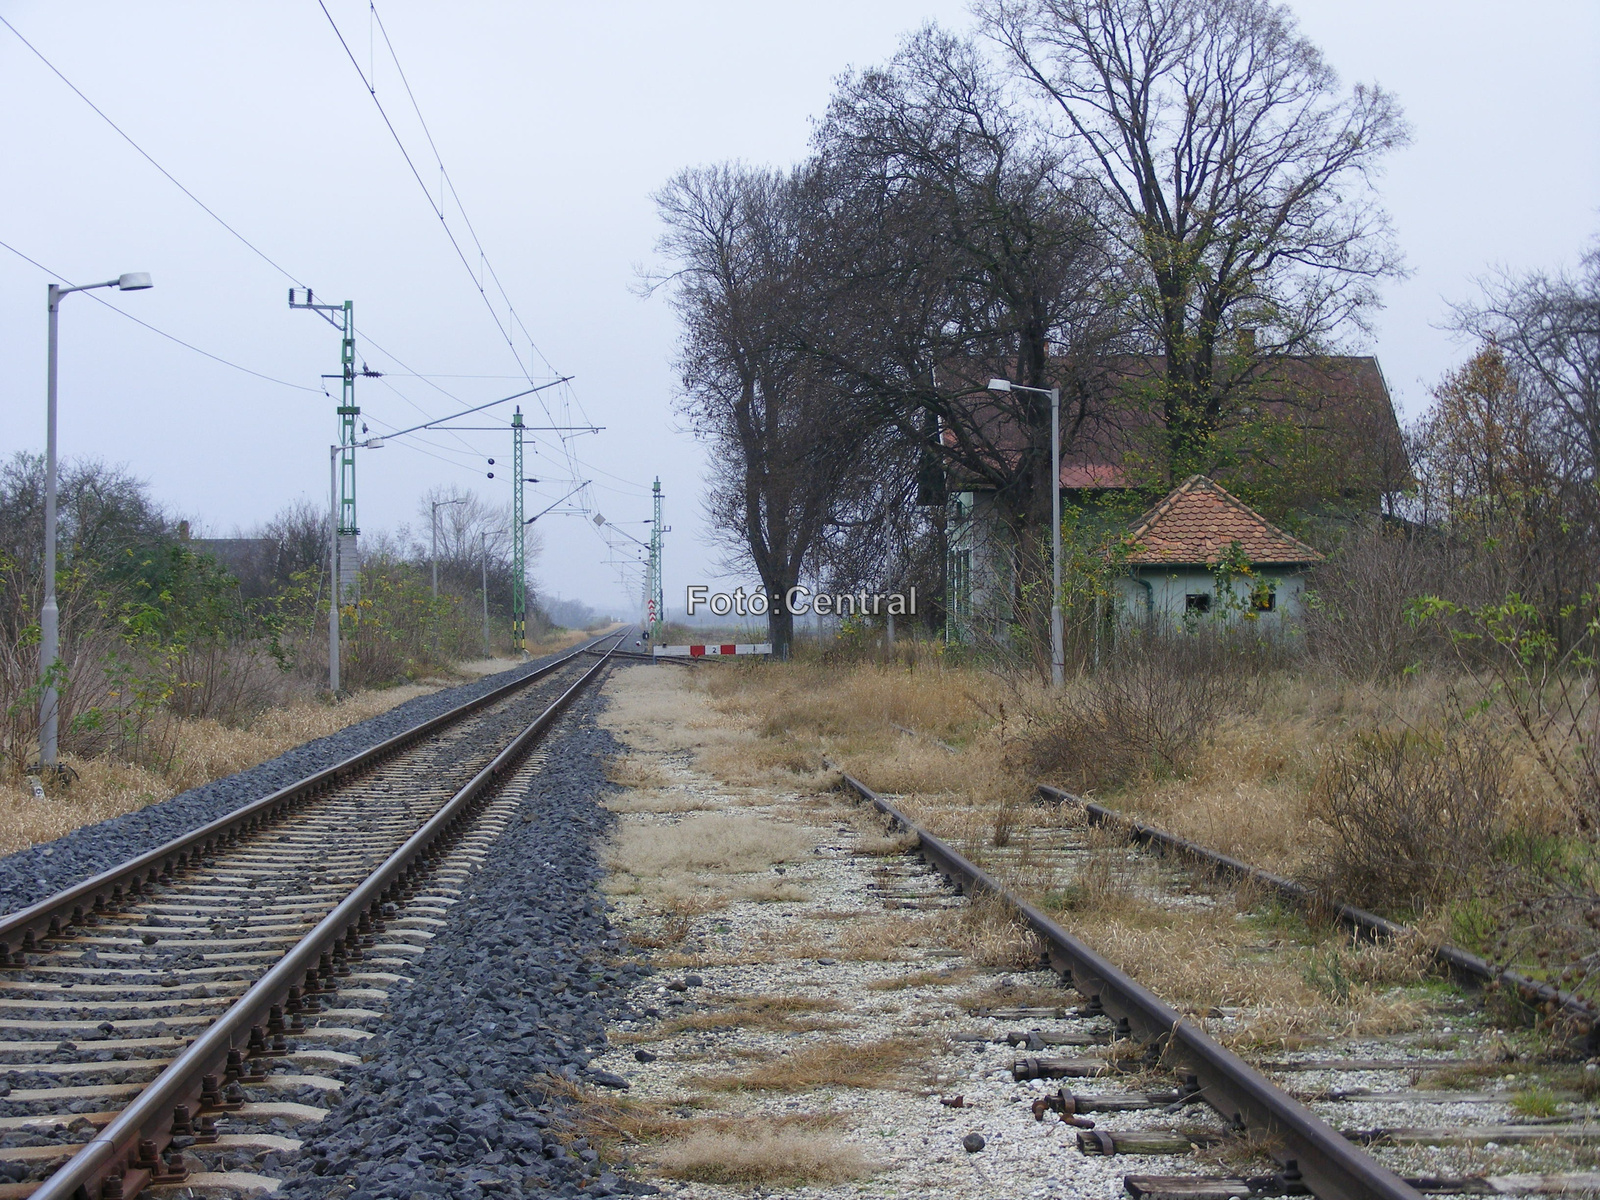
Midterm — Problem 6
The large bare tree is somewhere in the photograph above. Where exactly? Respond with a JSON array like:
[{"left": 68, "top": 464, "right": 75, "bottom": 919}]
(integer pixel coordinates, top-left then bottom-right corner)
[
  {"left": 648, "top": 165, "right": 880, "bottom": 657},
  {"left": 810, "top": 28, "right": 1122, "bottom": 545},
  {"left": 983, "top": 0, "right": 1409, "bottom": 477}
]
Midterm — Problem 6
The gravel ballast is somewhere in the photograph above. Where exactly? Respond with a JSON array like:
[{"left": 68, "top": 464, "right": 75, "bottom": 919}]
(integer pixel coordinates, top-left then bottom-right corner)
[
  {"left": 0, "top": 644, "right": 593, "bottom": 918},
  {"left": 273, "top": 680, "right": 648, "bottom": 1200}
]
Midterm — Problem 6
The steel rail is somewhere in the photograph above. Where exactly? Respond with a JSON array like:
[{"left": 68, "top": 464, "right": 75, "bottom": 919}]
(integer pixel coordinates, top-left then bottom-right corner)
[
  {"left": 0, "top": 631, "right": 622, "bottom": 965},
  {"left": 1036, "top": 784, "right": 1598, "bottom": 1045},
  {"left": 840, "top": 771, "right": 1424, "bottom": 1200},
  {"left": 31, "top": 630, "right": 625, "bottom": 1200}
]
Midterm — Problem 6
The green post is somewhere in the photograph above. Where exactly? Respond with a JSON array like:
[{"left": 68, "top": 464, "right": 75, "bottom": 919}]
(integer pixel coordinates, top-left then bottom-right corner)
[
  {"left": 511, "top": 407, "right": 526, "bottom": 654},
  {"left": 291, "top": 289, "right": 361, "bottom": 623},
  {"left": 337, "top": 300, "right": 358, "bottom": 538},
  {"left": 649, "top": 477, "right": 664, "bottom": 639}
]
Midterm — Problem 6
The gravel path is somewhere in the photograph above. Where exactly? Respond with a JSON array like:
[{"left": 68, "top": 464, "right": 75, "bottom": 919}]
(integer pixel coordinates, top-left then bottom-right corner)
[
  {"left": 0, "top": 646, "right": 585, "bottom": 917},
  {"left": 273, "top": 681, "right": 651, "bottom": 1200}
]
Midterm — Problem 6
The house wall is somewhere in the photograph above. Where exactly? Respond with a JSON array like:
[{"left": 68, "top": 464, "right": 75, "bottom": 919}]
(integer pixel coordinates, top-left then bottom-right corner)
[
  {"left": 1113, "top": 566, "right": 1308, "bottom": 631},
  {"left": 946, "top": 491, "right": 1015, "bottom": 644}
]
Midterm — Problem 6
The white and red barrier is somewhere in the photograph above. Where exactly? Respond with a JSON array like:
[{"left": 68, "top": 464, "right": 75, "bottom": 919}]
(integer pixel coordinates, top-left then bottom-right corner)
[{"left": 652, "top": 643, "right": 772, "bottom": 658}]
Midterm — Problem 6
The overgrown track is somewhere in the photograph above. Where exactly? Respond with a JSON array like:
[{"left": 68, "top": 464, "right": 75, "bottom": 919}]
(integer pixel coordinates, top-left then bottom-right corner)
[
  {"left": 1035, "top": 784, "right": 1599, "bottom": 1047},
  {"left": 0, "top": 631, "right": 626, "bottom": 1200},
  {"left": 841, "top": 771, "right": 1425, "bottom": 1200}
]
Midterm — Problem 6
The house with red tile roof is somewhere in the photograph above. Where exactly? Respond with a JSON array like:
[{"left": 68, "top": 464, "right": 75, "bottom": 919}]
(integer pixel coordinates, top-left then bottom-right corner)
[
  {"left": 1117, "top": 476, "right": 1323, "bottom": 628},
  {"left": 943, "top": 353, "right": 1397, "bottom": 643}
]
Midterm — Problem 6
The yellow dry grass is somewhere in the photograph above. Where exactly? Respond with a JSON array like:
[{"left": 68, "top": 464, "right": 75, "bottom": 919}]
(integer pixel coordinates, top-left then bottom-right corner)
[
  {"left": 678, "top": 658, "right": 1457, "bottom": 1046},
  {"left": 604, "top": 812, "right": 812, "bottom": 880},
  {"left": 557, "top": 1081, "right": 872, "bottom": 1186},
  {"left": 653, "top": 1126, "right": 878, "bottom": 1186},
  {"left": 0, "top": 684, "right": 436, "bottom": 856},
  {"left": 867, "top": 966, "right": 974, "bottom": 991},
  {"left": 697, "top": 1035, "right": 928, "bottom": 1092},
  {"left": 655, "top": 994, "right": 847, "bottom": 1036}
]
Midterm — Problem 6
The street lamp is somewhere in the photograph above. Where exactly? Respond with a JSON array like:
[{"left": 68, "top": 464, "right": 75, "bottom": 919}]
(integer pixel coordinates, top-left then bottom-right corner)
[
  {"left": 988, "top": 376, "right": 1064, "bottom": 688},
  {"left": 37, "top": 272, "right": 154, "bottom": 773},
  {"left": 328, "top": 437, "right": 383, "bottom": 695},
  {"left": 430, "top": 498, "right": 467, "bottom": 599},
  {"left": 480, "top": 531, "right": 492, "bottom": 659}
]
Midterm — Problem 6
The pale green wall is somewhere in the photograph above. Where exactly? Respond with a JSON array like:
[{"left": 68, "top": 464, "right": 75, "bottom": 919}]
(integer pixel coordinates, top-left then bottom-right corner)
[{"left": 1114, "top": 566, "right": 1308, "bottom": 631}]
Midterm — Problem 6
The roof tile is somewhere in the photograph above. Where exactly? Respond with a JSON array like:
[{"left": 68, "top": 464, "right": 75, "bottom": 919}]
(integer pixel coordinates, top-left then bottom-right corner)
[{"left": 1125, "top": 476, "right": 1322, "bottom": 566}]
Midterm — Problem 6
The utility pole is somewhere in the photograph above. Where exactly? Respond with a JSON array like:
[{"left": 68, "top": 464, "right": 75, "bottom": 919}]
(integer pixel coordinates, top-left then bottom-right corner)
[
  {"left": 647, "top": 478, "right": 666, "bottom": 640},
  {"left": 511, "top": 407, "right": 526, "bottom": 655},
  {"left": 292, "top": 288, "right": 364, "bottom": 617},
  {"left": 480, "top": 531, "right": 491, "bottom": 659},
  {"left": 431, "top": 497, "right": 465, "bottom": 598}
]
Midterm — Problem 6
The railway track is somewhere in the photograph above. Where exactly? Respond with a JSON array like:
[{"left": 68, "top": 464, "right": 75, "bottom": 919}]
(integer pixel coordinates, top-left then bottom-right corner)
[
  {"left": 0, "top": 630, "right": 626, "bottom": 1200},
  {"left": 835, "top": 770, "right": 1600, "bottom": 1200}
]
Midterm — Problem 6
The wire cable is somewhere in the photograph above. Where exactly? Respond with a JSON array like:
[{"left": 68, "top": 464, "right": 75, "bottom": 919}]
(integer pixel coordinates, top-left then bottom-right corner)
[
  {"left": 316, "top": 0, "right": 545, "bottom": 385},
  {"left": 0, "top": 13, "right": 309, "bottom": 290},
  {"left": 0, "top": 236, "right": 320, "bottom": 392},
  {"left": 368, "top": 2, "right": 560, "bottom": 379}
]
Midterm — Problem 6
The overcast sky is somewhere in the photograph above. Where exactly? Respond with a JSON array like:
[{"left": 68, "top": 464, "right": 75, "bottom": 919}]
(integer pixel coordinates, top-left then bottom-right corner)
[{"left": 1, "top": 1, "right": 1596, "bottom": 615}]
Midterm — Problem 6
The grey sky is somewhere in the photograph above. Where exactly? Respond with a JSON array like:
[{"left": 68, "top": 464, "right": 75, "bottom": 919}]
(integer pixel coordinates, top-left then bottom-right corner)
[{"left": 1, "top": 1, "right": 1596, "bottom": 614}]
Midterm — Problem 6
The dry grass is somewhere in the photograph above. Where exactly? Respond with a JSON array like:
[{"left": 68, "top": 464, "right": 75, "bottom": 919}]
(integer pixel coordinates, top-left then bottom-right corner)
[
  {"left": 656, "top": 994, "right": 846, "bottom": 1035},
  {"left": 654, "top": 1126, "right": 878, "bottom": 1186},
  {"left": 558, "top": 1082, "right": 872, "bottom": 1187},
  {"left": 678, "top": 659, "right": 1474, "bottom": 1049},
  {"left": 961, "top": 977, "right": 1075, "bottom": 1012},
  {"left": 697, "top": 1035, "right": 928, "bottom": 1092},
  {"left": 605, "top": 812, "right": 812, "bottom": 877},
  {"left": 0, "top": 684, "right": 437, "bottom": 856},
  {"left": 868, "top": 966, "right": 975, "bottom": 991},
  {"left": 607, "top": 754, "right": 671, "bottom": 790},
  {"left": 603, "top": 788, "right": 715, "bottom": 814},
  {"left": 732, "top": 878, "right": 809, "bottom": 903},
  {"left": 931, "top": 892, "right": 1047, "bottom": 969},
  {"left": 772, "top": 910, "right": 944, "bottom": 963}
]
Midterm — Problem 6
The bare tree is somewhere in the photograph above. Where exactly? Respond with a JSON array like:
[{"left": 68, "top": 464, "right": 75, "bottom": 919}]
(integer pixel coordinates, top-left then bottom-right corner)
[
  {"left": 648, "top": 165, "right": 879, "bottom": 657},
  {"left": 1454, "top": 245, "right": 1600, "bottom": 487},
  {"left": 804, "top": 26, "right": 1124, "bottom": 652},
  {"left": 256, "top": 499, "right": 328, "bottom": 588},
  {"left": 983, "top": 0, "right": 1409, "bottom": 477}
]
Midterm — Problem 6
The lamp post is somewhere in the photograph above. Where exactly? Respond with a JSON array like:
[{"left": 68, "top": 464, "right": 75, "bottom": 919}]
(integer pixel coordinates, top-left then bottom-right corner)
[
  {"left": 38, "top": 272, "right": 153, "bottom": 773},
  {"left": 988, "top": 376, "right": 1064, "bottom": 688},
  {"left": 328, "top": 438, "right": 383, "bottom": 695},
  {"left": 480, "top": 531, "right": 491, "bottom": 659},
  {"left": 430, "top": 498, "right": 466, "bottom": 599}
]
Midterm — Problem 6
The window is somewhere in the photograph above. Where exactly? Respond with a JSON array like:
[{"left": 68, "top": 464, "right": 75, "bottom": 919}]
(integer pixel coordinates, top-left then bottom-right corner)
[
  {"left": 1185, "top": 593, "right": 1211, "bottom": 614},
  {"left": 1251, "top": 589, "right": 1276, "bottom": 612}
]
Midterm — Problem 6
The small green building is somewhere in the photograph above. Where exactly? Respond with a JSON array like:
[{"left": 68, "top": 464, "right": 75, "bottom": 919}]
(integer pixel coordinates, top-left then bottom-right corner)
[{"left": 1115, "top": 476, "right": 1322, "bottom": 630}]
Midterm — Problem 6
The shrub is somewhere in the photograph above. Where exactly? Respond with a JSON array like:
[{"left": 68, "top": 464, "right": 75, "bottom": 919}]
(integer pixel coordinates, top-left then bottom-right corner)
[
  {"left": 1016, "top": 631, "right": 1257, "bottom": 792},
  {"left": 1308, "top": 722, "right": 1508, "bottom": 914}
]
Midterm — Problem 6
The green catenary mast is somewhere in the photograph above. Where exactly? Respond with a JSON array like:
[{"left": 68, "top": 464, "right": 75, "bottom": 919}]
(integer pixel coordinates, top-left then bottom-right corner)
[
  {"left": 511, "top": 407, "right": 526, "bottom": 654},
  {"left": 290, "top": 291, "right": 359, "bottom": 538},
  {"left": 649, "top": 477, "right": 665, "bottom": 639}
]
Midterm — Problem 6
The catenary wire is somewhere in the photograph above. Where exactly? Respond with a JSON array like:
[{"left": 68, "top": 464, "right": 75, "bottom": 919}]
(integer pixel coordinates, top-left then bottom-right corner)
[
  {"left": 10, "top": 8, "right": 637, "bottom": 596},
  {"left": 369, "top": 2, "right": 560, "bottom": 380},
  {"left": 0, "top": 13, "right": 308, "bottom": 291},
  {"left": 0, "top": 237, "right": 321, "bottom": 393},
  {"left": 317, "top": 0, "right": 540, "bottom": 387}
]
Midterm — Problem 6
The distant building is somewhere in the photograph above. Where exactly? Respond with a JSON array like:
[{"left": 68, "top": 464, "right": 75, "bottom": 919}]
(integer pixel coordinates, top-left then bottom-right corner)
[
  {"left": 944, "top": 354, "right": 1399, "bottom": 643},
  {"left": 1115, "top": 476, "right": 1322, "bottom": 630},
  {"left": 188, "top": 536, "right": 281, "bottom": 598}
]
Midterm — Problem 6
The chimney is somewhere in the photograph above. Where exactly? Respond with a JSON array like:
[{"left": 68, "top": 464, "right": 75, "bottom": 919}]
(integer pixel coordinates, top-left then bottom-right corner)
[{"left": 177, "top": 520, "right": 191, "bottom": 541}]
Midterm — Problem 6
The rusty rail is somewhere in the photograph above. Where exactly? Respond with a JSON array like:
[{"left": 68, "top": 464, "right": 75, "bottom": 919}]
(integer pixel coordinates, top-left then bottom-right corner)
[
  {"left": 30, "top": 630, "right": 625, "bottom": 1200},
  {"left": 1036, "top": 783, "right": 1598, "bottom": 1046},
  {"left": 840, "top": 771, "right": 1423, "bottom": 1200}
]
